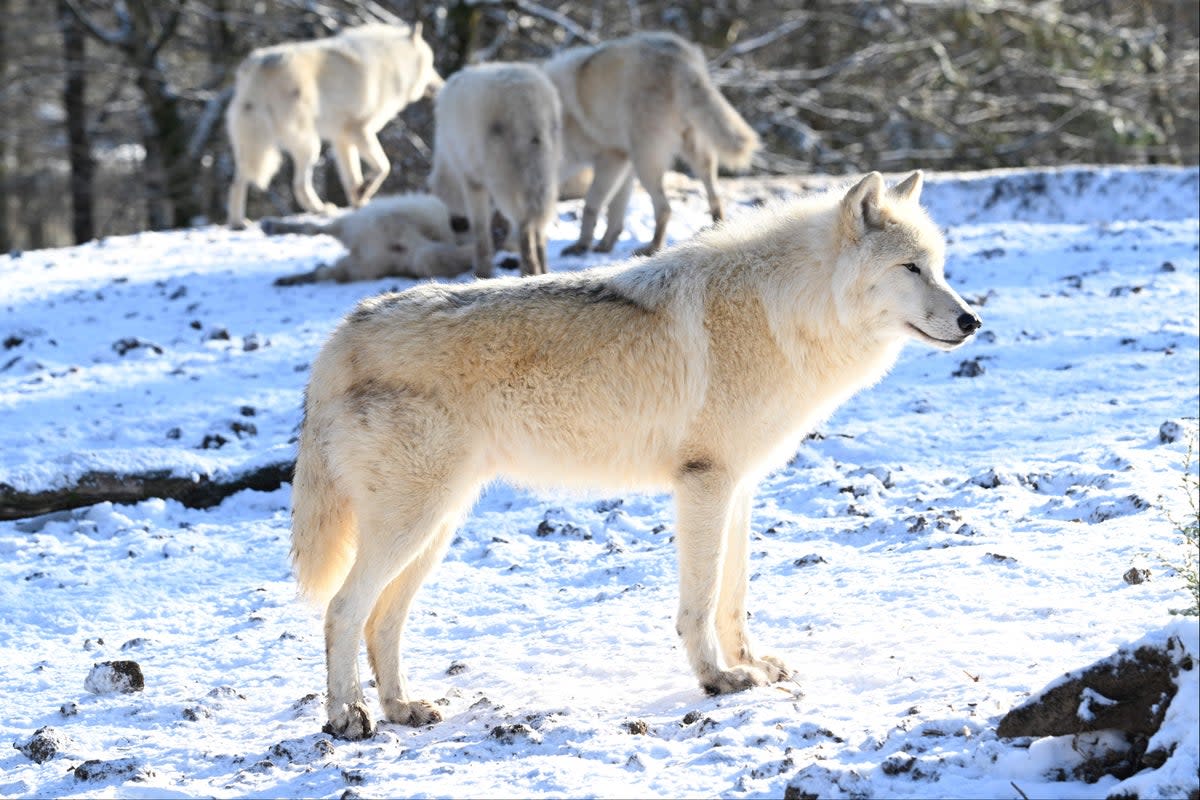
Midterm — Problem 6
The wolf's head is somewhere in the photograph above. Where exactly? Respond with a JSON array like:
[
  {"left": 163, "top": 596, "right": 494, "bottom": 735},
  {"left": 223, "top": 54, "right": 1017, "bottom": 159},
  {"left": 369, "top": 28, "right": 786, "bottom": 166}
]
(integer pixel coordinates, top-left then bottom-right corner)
[{"left": 833, "top": 172, "right": 981, "bottom": 351}]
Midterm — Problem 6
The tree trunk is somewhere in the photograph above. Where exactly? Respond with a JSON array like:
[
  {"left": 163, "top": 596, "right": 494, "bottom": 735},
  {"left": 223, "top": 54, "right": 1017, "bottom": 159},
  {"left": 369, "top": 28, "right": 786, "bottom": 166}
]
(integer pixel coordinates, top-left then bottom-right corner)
[
  {"left": 58, "top": 0, "right": 95, "bottom": 243},
  {"left": 0, "top": 0, "right": 12, "bottom": 252}
]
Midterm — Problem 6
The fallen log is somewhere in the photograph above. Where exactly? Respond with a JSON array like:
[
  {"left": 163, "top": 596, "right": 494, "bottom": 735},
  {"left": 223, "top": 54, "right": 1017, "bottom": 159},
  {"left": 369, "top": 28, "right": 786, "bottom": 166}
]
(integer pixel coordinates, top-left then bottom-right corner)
[{"left": 0, "top": 461, "right": 295, "bottom": 521}]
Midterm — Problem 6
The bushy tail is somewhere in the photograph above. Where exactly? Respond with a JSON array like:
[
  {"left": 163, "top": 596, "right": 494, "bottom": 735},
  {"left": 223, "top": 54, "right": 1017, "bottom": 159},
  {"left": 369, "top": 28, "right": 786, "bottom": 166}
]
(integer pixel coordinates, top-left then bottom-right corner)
[
  {"left": 680, "top": 68, "right": 759, "bottom": 171},
  {"left": 289, "top": 419, "right": 356, "bottom": 607},
  {"left": 260, "top": 217, "right": 331, "bottom": 237}
]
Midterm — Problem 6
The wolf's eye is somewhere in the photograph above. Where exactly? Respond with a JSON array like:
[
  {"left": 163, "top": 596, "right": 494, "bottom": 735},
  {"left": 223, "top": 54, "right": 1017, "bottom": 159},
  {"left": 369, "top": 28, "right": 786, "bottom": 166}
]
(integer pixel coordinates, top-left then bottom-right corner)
[{"left": 903, "top": 262, "right": 921, "bottom": 275}]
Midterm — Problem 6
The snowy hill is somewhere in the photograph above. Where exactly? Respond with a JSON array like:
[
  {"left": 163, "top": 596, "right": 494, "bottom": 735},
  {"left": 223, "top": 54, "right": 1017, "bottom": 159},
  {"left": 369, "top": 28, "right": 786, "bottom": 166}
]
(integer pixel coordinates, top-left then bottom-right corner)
[{"left": 1, "top": 166, "right": 1197, "bottom": 799}]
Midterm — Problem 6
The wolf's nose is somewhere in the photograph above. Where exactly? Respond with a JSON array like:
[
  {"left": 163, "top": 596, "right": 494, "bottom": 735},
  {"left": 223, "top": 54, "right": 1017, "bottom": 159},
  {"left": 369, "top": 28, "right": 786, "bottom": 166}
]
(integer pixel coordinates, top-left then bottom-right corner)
[{"left": 957, "top": 312, "right": 982, "bottom": 334}]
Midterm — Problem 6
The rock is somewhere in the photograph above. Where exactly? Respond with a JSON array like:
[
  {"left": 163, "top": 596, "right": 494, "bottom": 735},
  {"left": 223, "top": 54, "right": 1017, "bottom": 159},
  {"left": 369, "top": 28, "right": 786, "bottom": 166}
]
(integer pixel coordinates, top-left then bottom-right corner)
[
  {"left": 997, "top": 631, "right": 1196, "bottom": 790},
  {"left": 84, "top": 660, "right": 144, "bottom": 694},
  {"left": 998, "top": 642, "right": 1181, "bottom": 738},
  {"left": 73, "top": 757, "right": 153, "bottom": 783},
  {"left": 1123, "top": 567, "right": 1151, "bottom": 585},
  {"left": 14, "top": 726, "right": 70, "bottom": 763},
  {"left": 1159, "top": 420, "right": 1184, "bottom": 443}
]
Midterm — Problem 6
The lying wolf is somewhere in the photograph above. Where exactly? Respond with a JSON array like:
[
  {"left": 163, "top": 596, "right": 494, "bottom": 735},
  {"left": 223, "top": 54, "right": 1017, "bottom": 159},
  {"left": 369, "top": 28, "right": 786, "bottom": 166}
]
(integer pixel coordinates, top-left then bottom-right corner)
[
  {"left": 263, "top": 194, "right": 473, "bottom": 285},
  {"left": 291, "top": 171, "right": 982, "bottom": 739},
  {"left": 544, "top": 31, "right": 758, "bottom": 256},
  {"left": 429, "top": 62, "right": 561, "bottom": 277},
  {"left": 226, "top": 23, "right": 443, "bottom": 230}
]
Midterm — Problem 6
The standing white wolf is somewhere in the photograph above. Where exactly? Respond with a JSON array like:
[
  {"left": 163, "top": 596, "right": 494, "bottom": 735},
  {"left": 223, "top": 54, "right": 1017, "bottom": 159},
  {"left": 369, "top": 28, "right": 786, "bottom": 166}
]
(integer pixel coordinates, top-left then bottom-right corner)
[
  {"left": 262, "top": 194, "right": 473, "bottom": 285},
  {"left": 543, "top": 31, "right": 758, "bottom": 257},
  {"left": 429, "top": 63, "right": 561, "bottom": 277},
  {"left": 225, "top": 23, "right": 443, "bottom": 230},
  {"left": 291, "top": 171, "right": 982, "bottom": 740}
]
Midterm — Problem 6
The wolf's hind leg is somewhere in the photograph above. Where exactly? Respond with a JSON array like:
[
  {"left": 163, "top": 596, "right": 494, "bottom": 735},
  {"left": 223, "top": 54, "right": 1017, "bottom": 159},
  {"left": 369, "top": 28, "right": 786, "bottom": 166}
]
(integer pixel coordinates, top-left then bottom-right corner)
[
  {"left": 366, "top": 520, "right": 459, "bottom": 727},
  {"left": 715, "top": 489, "right": 790, "bottom": 683}
]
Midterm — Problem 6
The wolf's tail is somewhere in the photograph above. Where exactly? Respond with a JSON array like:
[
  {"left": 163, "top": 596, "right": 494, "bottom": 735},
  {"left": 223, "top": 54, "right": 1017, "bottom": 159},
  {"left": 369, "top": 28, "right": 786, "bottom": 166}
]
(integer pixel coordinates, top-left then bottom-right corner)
[
  {"left": 259, "top": 217, "right": 331, "bottom": 237},
  {"left": 289, "top": 408, "right": 356, "bottom": 607},
  {"left": 679, "top": 67, "right": 759, "bottom": 171}
]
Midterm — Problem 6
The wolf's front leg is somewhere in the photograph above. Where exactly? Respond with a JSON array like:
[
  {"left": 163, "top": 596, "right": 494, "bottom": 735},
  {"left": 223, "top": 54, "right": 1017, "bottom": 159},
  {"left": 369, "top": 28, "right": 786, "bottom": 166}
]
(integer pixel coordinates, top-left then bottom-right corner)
[
  {"left": 675, "top": 465, "right": 773, "bottom": 695},
  {"left": 715, "top": 489, "right": 790, "bottom": 683}
]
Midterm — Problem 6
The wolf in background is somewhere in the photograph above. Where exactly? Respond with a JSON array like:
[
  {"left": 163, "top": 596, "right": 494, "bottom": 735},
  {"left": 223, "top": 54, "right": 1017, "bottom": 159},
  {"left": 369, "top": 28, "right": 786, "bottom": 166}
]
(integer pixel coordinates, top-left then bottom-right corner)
[
  {"left": 543, "top": 31, "right": 759, "bottom": 256},
  {"left": 290, "top": 171, "right": 982, "bottom": 739},
  {"left": 226, "top": 23, "right": 443, "bottom": 229},
  {"left": 262, "top": 194, "right": 473, "bottom": 285},
  {"left": 429, "top": 62, "right": 561, "bottom": 277}
]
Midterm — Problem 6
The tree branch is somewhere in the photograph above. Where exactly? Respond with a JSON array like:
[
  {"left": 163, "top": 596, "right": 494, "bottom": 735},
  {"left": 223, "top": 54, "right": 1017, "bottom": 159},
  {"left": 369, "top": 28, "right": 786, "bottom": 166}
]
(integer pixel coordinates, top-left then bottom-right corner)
[
  {"left": 61, "top": 0, "right": 132, "bottom": 48},
  {"left": 512, "top": 0, "right": 597, "bottom": 45}
]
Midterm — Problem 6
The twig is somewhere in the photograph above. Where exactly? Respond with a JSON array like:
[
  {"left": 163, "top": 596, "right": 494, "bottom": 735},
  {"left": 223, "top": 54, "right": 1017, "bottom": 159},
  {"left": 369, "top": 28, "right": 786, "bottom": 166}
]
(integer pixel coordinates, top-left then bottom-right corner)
[
  {"left": 186, "top": 87, "right": 234, "bottom": 161},
  {"left": 1010, "top": 781, "right": 1030, "bottom": 800},
  {"left": 713, "top": 17, "right": 807, "bottom": 67},
  {"left": 512, "top": 0, "right": 598, "bottom": 45}
]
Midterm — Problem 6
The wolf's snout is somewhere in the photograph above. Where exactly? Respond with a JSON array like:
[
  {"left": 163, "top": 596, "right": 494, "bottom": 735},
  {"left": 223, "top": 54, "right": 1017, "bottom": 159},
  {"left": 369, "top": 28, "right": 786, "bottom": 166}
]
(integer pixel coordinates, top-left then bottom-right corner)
[{"left": 957, "top": 312, "right": 982, "bottom": 334}]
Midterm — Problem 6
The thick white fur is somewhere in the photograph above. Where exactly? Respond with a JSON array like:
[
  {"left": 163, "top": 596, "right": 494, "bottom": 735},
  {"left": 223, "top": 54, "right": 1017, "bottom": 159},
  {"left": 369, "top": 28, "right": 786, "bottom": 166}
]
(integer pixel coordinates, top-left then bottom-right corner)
[
  {"left": 291, "top": 171, "right": 982, "bottom": 739},
  {"left": 429, "top": 63, "right": 561, "bottom": 278},
  {"left": 543, "top": 31, "right": 759, "bottom": 256},
  {"left": 262, "top": 194, "right": 472, "bottom": 284},
  {"left": 226, "top": 23, "right": 443, "bottom": 229}
]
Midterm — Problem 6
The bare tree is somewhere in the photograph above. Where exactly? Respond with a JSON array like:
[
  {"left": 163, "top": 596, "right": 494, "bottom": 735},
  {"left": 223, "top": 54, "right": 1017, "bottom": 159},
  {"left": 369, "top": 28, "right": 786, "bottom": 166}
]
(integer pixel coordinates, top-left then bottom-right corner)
[
  {"left": 65, "top": 0, "right": 201, "bottom": 230},
  {"left": 0, "top": 0, "right": 12, "bottom": 252},
  {"left": 58, "top": 0, "right": 95, "bottom": 243}
]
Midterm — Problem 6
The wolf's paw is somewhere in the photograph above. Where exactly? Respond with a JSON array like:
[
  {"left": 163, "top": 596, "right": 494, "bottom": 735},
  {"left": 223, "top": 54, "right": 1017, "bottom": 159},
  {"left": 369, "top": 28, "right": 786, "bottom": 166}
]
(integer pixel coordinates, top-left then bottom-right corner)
[
  {"left": 561, "top": 241, "right": 591, "bottom": 257},
  {"left": 700, "top": 664, "right": 771, "bottom": 695},
  {"left": 323, "top": 701, "right": 375, "bottom": 740},
  {"left": 633, "top": 243, "right": 660, "bottom": 257},
  {"left": 321, "top": 202, "right": 339, "bottom": 215},
  {"left": 382, "top": 698, "right": 442, "bottom": 727},
  {"left": 593, "top": 239, "right": 618, "bottom": 254},
  {"left": 756, "top": 654, "right": 792, "bottom": 683}
]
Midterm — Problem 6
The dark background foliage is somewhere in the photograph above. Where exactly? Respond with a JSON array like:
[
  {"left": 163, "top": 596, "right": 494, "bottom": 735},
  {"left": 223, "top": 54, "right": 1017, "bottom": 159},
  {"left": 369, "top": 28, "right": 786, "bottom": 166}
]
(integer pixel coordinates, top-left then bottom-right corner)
[{"left": 1, "top": 0, "right": 1195, "bottom": 250}]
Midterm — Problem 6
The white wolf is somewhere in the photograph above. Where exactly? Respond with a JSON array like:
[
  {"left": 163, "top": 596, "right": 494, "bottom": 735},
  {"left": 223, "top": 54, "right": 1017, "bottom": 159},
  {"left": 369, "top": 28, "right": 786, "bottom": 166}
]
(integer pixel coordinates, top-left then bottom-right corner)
[
  {"left": 262, "top": 194, "right": 473, "bottom": 285},
  {"left": 291, "top": 171, "right": 982, "bottom": 740},
  {"left": 543, "top": 31, "right": 758, "bottom": 257},
  {"left": 226, "top": 23, "right": 443, "bottom": 230},
  {"left": 429, "top": 62, "right": 561, "bottom": 277}
]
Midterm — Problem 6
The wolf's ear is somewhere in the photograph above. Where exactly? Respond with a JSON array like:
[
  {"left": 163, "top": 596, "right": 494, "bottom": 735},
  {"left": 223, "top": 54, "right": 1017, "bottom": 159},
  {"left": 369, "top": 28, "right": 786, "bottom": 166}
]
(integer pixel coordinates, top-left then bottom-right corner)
[
  {"left": 890, "top": 171, "right": 923, "bottom": 202},
  {"left": 411, "top": 21, "right": 423, "bottom": 39},
  {"left": 841, "top": 172, "right": 886, "bottom": 238}
]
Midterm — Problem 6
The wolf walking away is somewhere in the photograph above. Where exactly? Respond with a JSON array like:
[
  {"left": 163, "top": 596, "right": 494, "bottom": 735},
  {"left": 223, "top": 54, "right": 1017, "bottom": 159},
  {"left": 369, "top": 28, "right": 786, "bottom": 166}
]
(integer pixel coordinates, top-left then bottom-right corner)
[
  {"left": 429, "top": 62, "right": 561, "bottom": 277},
  {"left": 544, "top": 31, "right": 758, "bottom": 257},
  {"left": 291, "top": 171, "right": 982, "bottom": 740},
  {"left": 226, "top": 23, "right": 443, "bottom": 229},
  {"left": 264, "top": 194, "right": 473, "bottom": 285}
]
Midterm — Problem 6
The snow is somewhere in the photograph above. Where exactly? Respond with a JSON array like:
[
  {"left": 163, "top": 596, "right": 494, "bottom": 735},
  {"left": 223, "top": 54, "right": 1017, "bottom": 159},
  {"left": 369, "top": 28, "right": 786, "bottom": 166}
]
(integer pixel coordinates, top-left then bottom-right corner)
[{"left": 1, "top": 165, "right": 1198, "bottom": 799}]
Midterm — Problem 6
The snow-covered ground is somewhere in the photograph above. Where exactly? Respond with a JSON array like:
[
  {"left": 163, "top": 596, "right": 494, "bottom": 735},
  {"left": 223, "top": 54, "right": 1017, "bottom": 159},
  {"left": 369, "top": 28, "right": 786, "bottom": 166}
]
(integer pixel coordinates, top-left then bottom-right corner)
[{"left": 1, "top": 166, "right": 1197, "bottom": 799}]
